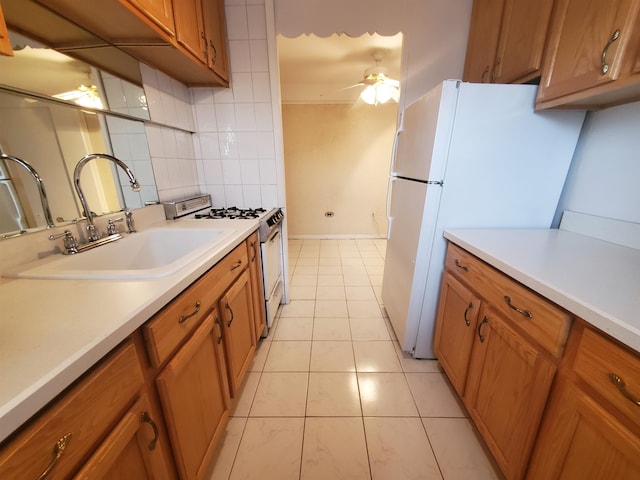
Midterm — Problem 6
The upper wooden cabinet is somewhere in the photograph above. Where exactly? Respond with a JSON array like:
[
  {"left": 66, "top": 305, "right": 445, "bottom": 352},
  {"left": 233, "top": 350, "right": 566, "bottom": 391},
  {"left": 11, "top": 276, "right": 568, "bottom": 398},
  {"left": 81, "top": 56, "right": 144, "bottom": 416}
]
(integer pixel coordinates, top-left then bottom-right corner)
[
  {"left": 463, "top": 0, "right": 555, "bottom": 84},
  {"left": 9, "top": 0, "right": 229, "bottom": 86},
  {"left": 536, "top": 0, "right": 640, "bottom": 109},
  {"left": 0, "top": 3, "right": 14, "bottom": 56},
  {"left": 126, "top": 0, "right": 175, "bottom": 35}
]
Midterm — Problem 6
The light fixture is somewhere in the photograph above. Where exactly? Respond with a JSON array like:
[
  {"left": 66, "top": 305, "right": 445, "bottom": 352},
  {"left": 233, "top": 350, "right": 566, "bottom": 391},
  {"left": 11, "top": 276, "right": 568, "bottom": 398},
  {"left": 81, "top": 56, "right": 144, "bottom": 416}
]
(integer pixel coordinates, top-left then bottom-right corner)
[
  {"left": 360, "top": 71, "right": 398, "bottom": 105},
  {"left": 358, "top": 51, "right": 400, "bottom": 106},
  {"left": 53, "top": 84, "right": 104, "bottom": 109}
]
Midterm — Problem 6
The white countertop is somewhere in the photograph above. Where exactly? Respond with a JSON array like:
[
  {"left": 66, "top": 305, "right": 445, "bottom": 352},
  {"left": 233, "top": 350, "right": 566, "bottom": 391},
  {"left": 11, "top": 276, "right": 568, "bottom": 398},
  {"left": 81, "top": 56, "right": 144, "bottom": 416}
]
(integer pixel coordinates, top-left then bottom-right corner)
[
  {"left": 444, "top": 228, "right": 640, "bottom": 353},
  {"left": 0, "top": 217, "right": 260, "bottom": 443}
]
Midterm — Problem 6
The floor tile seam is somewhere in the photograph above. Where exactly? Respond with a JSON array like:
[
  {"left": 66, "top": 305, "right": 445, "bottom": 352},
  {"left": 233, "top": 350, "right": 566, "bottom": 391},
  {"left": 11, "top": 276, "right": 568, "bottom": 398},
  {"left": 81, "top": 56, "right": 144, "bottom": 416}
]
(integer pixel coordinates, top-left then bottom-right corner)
[
  {"left": 224, "top": 414, "right": 250, "bottom": 480},
  {"left": 419, "top": 417, "right": 447, "bottom": 480}
]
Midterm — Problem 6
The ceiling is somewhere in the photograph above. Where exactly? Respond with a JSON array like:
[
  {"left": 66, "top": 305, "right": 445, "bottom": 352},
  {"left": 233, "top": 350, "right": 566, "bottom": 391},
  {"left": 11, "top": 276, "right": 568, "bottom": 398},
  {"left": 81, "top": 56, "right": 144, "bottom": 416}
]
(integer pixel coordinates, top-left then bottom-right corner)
[{"left": 277, "top": 33, "right": 403, "bottom": 105}]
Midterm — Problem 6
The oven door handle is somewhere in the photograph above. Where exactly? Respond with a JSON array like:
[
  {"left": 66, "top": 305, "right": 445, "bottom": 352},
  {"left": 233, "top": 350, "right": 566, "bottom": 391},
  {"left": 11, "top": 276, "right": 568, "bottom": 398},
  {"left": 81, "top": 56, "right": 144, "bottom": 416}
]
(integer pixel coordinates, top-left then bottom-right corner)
[{"left": 267, "top": 228, "right": 280, "bottom": 243}]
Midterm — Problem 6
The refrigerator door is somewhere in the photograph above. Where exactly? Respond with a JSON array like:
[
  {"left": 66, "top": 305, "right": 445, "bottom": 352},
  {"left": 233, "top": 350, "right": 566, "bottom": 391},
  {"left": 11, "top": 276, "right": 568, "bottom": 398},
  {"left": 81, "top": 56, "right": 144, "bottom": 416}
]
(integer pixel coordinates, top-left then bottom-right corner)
[
  {"left": 381, "top": 177, "right": 443, "bottom": 353},
  {"left": 391, "top": 80, "right": 458, "bottom": 182}
]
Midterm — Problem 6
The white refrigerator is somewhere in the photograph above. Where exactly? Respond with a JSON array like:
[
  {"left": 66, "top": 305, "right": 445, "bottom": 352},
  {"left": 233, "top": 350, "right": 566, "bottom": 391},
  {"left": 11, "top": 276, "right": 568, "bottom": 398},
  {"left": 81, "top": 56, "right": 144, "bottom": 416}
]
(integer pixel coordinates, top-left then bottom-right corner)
[{"left": 382, "top": 80, "right": 585, "bottom": 359}]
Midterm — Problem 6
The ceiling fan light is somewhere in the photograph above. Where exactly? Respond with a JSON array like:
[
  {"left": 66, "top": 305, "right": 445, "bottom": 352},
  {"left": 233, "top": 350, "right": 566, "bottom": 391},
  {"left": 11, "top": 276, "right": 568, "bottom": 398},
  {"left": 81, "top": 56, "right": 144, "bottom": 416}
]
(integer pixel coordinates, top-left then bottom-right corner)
[{"left": 360, "top": 85, "right": 378, "bottom": 105}]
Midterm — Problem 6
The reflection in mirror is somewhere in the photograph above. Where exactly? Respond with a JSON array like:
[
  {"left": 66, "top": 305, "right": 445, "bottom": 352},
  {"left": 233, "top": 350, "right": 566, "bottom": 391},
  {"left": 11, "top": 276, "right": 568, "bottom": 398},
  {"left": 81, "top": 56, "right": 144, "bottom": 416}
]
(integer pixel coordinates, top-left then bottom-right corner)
[
  {"left": 0, "top": 89, "right": 158, "bottom": 239},
  {"left": 0, "top": 31, "right": 150, "bottom": 121}
]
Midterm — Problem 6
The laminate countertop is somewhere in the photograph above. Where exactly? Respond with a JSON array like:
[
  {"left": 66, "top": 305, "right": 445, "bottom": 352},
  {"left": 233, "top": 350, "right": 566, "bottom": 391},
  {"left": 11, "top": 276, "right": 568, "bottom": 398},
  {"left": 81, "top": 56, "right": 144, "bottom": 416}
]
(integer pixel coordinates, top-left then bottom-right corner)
[
  {"left": 0, "top": 218, "right": 260, "bottom": 444},
  {"left": 444, "top": 228, "right": 640, "bottom": 353}
]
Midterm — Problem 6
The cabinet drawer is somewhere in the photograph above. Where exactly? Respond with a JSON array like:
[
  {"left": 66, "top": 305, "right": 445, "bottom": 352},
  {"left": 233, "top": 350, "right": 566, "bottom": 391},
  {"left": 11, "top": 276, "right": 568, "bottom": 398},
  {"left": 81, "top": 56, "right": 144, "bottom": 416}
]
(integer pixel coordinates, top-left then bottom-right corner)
[
  {"left": 446, "top": 242, "right": 572, "bottom": 357},
  {"left": 0, "top": 341, "right": 143, "bottom": 479},
  {"left": 144, "top": 241, "right": 249, "bottom": 368},
  {"left": 573, "top": 327, "right": 640, "bottom": 429}
]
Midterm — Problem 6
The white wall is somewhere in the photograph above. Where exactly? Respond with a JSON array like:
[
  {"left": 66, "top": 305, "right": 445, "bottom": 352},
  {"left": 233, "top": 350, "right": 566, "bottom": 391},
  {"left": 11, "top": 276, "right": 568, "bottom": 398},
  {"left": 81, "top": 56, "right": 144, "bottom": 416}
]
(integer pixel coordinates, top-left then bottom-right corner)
[
  {"left": 282, "top": 103, "right": 396, "bottom": 237},
  {"left": 556, "top": 101, "right": 640, "bottom": 225}
]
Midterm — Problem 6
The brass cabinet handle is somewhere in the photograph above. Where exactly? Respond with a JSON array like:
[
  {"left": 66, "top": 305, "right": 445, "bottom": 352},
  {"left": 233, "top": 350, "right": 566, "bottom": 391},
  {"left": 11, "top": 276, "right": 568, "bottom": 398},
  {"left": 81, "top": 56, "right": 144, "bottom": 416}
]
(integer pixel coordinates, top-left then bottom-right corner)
[
  {"left": 210, "top": 40, "right": 218, "bottom": 65},
  {"left": 214, "top": 316, "right": 224, "bottom": 344},
  {"left": 225, "top": 303, "right": 234, "bottom": 327},
  {"left": 608, "top": 373, "right": 640, "bottom": 407},
  {"left": 36, "top": 433, "right": 72, "bottom": 480},
  {"left": 601, "top": 29, "right": 621, "bottom": 74},
  {"left": 141, "top": 412, "right": 159, "bottom": 451},
  {"left": 463, "top": 302, "right": 474, "bottom": 327},
  {"left": 250, "top": 241, "right": 257, "bottom": 262},
  {"left": 491, "top": 57, "right": 500, "bottom": 82},
  {"left": 178, "top": 301, "right": 201, "bottom": 324},
  {"left": 503, "top": 296, "right": 533, "bottom": 318},
  {"left": 230, "top": 260, "right": 242, "bottom": 271},
  {"left": 477, "top": 316, "right": 488, "bottom": 343},
  {"left": 454, "top": 259, "right": 469, "bottom": 272}
]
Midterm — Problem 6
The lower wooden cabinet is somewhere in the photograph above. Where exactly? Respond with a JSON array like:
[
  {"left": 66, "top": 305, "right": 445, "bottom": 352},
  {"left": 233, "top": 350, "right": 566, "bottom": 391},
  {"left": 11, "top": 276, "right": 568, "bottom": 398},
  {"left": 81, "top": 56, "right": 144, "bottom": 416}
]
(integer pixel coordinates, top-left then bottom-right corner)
[
  {"left": 435, "top": 242, "right": 640, "bottom": 479},
  {"left": 156, "top": 312, "right": 230, "bottom": 480},
  {"left": 464, "top": 305, "right": 556, "bottom": 480},
  {"left": 527, "top": 380, "right": 640, "bottom": 480},
  {"left": 73, "top": 394, "right": 170, "bottom": 480},
  {"left": 220, "top": 269, "right": 257, "bottom": 396},
  {"left": 247, "top": 232, "right": 266, "bottom": 341},
  {"left": 434, "top": 272, "right": 481, "bottom": 394}
]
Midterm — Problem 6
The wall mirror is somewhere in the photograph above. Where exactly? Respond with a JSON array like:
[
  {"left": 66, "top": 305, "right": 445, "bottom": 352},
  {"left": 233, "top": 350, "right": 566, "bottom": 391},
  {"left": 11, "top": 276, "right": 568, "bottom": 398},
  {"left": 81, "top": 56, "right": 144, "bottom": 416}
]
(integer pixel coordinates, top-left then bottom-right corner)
[{"left": 0, "top": 32, "right": 158, "bottom": 239}]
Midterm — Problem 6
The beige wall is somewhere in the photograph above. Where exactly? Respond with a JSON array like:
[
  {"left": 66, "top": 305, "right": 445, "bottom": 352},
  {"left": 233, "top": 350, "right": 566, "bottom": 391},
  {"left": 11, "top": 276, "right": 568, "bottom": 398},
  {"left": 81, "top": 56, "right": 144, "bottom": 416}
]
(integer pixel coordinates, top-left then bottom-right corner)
[{"left": 282, "top": 103, "right": 396, "bottom": 237}]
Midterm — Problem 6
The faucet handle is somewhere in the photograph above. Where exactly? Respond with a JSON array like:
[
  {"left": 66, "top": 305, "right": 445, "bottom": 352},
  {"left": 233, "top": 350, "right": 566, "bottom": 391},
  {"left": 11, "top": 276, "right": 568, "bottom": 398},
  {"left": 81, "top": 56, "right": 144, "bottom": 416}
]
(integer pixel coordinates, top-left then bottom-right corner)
[
  {"left": 49, "top": 230, "right": 79, "bottom": 254},
  {"left": 106, "top": 217, "right": 124, "bottom": 236},
  {"left": 124, "top": 209, "right": 136, "bottom": 233}
]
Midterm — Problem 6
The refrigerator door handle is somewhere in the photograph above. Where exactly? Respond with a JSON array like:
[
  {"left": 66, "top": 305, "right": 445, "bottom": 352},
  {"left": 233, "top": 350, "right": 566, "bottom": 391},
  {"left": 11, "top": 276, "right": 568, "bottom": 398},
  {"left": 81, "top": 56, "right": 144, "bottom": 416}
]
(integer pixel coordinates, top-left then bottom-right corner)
[
  {"left": 389, "top": 127, "right": 403, "bottom": 175},
  {"left": 385, "top": 177, "right": 397, "bottom": 237}
]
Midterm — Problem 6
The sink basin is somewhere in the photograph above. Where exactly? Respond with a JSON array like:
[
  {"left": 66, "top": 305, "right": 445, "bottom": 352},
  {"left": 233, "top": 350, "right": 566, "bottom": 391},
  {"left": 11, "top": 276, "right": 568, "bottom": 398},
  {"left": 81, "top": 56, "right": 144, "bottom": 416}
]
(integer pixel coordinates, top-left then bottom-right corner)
[{"left": 5, "top": 225, "right": 237, "bottom": 280}]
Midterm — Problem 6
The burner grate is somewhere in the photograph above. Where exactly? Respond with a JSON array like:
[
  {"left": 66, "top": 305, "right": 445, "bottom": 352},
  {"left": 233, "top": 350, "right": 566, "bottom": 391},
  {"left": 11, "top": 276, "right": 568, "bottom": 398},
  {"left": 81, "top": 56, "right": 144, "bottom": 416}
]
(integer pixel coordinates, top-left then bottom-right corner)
[{"left": 195, "top": 207, "right": 267, "bottom": 219}]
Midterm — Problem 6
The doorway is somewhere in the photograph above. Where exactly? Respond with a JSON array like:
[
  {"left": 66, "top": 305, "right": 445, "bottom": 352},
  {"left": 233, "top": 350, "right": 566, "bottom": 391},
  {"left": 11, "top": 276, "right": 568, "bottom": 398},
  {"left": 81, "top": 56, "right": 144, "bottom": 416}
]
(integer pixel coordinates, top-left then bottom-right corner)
[{"left": 277, "top": 33, "right": 403, "bottom": 239}]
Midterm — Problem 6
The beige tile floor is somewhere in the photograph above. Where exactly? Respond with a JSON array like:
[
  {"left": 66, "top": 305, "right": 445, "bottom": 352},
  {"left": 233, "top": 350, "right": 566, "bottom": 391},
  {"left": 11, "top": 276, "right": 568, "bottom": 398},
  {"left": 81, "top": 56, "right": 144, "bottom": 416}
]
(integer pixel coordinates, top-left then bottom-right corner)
[{"left": 209, "top": 238, "right": 501, "bottom": 480}]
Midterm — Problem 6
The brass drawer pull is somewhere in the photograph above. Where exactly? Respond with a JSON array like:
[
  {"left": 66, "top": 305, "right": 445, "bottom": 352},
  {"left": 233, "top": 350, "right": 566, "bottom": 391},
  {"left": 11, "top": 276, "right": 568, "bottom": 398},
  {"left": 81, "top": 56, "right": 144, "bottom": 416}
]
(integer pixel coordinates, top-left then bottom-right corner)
[
  {"left": 36, "top": 432, "right": 72, "bottom": 480},
  {"left": 250, "top": 241, "right": 257, "bottom": 261},
  {"left": 225, "top": 303, "right": 234, "bottom": 327},
  {"left": 141, "top": 412, "right": 159, "bottom": 450},
  {"left": 503, "top": 296, "right": 533, "bottom": 318},
  {"left": 454, "top": 259, "right": 469, "bottom": 272},
  {"left": 608, "top": 373, "right": 640, "bottom": 407},
  {"left": 178, "top": 301, "right": 201, "bottom": 324},
  {"left": 477, "top": 316, "right": 488, "bottom": 343},
  {"left": 601, "top": 29, "right": 620, "bottom": 75},
  {"left": 230, "top": 260, "right": 243, "bottom": 271},
  {"left": 463, "top": 302, "right": 473, "bottom": 327}
]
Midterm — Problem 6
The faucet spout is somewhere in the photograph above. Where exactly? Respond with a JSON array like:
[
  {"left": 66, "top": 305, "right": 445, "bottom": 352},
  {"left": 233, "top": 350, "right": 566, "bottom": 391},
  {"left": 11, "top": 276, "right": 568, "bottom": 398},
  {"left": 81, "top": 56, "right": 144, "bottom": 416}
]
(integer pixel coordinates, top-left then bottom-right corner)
[
  {"left": 73, "top": 153, "right": 141, "bottom": 242},
  {"left": 0, "top": 153, "right": 55, "bottom": 228}
]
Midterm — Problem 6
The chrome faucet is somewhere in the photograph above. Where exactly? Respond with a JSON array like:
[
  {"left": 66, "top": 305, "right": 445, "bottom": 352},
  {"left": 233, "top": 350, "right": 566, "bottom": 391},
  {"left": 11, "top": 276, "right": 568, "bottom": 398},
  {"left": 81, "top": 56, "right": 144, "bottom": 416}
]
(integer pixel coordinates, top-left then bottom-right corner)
[
  {"left": 0, "top": 152, "right": 55, "bottom": 229},
  {"left": 73, "top": 153, "right": 141, "bottom": 241}
]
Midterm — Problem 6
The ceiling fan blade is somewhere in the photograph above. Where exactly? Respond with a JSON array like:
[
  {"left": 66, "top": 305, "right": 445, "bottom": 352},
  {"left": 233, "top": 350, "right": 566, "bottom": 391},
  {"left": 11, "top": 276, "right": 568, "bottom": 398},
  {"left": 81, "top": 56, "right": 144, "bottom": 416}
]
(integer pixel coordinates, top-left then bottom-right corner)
[{"left": 337, "top": 82, "right": 365, "bottom": 92}]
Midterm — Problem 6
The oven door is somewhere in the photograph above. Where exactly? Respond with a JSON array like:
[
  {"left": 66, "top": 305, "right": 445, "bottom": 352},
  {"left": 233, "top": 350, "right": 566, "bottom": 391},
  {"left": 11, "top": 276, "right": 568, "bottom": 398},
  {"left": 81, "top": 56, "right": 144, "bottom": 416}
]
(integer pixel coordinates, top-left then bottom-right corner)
[{"left": 261, "top": 225, "right": 283, "bottom": 328}]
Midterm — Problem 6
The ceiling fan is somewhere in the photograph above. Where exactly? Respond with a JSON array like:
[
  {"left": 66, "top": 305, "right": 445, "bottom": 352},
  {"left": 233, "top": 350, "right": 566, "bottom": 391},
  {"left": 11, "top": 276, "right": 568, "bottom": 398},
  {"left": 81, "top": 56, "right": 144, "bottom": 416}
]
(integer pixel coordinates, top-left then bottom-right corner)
[{"left": 345, "top": 50, "right": 400, "bottom": 105}]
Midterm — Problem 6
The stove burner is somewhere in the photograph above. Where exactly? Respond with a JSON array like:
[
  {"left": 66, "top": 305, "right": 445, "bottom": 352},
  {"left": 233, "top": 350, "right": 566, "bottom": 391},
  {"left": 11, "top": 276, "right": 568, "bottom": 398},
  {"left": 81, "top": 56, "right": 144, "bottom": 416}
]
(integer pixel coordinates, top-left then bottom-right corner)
[{"left": 195, "top": 207, "right": 267, "bottom": 220}]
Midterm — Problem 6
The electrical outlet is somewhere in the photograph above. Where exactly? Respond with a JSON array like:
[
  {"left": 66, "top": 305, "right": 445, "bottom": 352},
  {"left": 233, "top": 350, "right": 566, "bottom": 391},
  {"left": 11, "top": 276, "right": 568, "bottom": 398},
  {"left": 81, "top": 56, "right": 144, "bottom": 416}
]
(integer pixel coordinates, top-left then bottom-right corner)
[{"left": 324, "top": 211, "right": 334, "bottom": 217}]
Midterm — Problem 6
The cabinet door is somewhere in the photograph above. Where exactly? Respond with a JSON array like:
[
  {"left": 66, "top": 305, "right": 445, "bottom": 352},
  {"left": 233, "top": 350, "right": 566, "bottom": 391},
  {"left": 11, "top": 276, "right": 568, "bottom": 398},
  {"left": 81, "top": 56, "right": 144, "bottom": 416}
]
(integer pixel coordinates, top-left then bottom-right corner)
[
  {"left": 465, "top": 306, "right": 556, "bottom": 480},
  {"left": 173, "top": 0, "right": 206, "bottom": 63},
  {"left": 221, "top": 269, "right": 257, "bottom": 396},
  {"left": 463, "top": 0, "right": 505, "bottom": 82},
  {"left": 156, "top": 312, "right": 231, "bottom": 480},
  {"left": 0, "top": 3, "right": 13, "bottom": 56},
  {"left": 125, "top": 0, "right": 175, "bottom": 35},
  {"left": 527, "top": 381, "right": 640, "bottom": 480},
  {"left": 202, "top": 0, "right": 229, "bottom": 80},
  {"left": 72, "top": 395, "right": 170, "bottom": 480},
  {"left": 493, "top": 0, "right": 555, "bottom": 83},
  {"left": 537, "top": 0, "right": 640, "bottom": 102},
  {"left": 247, "top": 234, "right": 266, "bottom": 341},
  {"left": 433, "top": 272, "right": 481, "bottom": 396}
]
